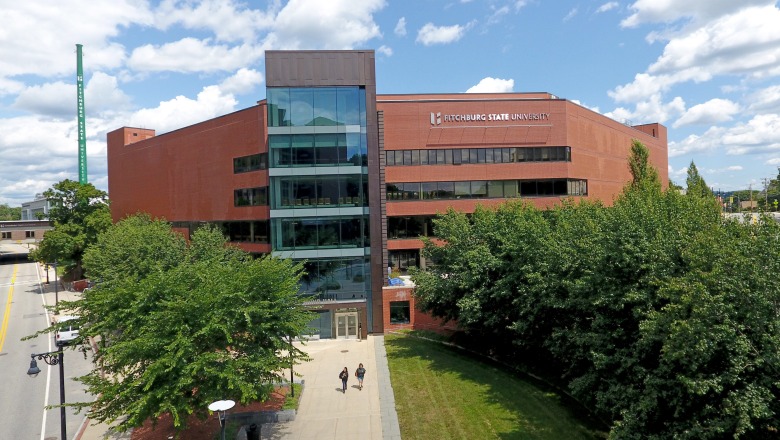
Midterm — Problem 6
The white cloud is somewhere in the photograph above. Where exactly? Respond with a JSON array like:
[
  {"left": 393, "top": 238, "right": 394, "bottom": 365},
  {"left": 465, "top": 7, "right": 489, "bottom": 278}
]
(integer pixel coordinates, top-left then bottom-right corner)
[
  {"left": 0, "top": 2, "right": 148, "bottom": 79},
  {"left": 127, "top": 38, "right": 264, "bottom": 73},
  {"left": 669, "top": 114, "right": 780, "bottom": 157},
  {"left": 605, "top": 95, "right": 685, "bottom": 124},
  {"left": 153, "top": 0, "right": 279, "bottom": 43},
  {"left": 0, "top": 77, "right": 25, "bottom": 98},
  {"left": 673, "top": 98, "right": 740, "bottom": 128},
  {"left": 621, "top": 0, "right": 774, "bottom": 27},
  {"left": 395, "top": 17, "right": 407, "bottom": 36},
  {"left": 466, "top": 77, "right": 515, "bottom": 93},
  {"left": 563, "top": 8, "right": 578, "bottom": 22},
  {"left": 266, "top": 0, "right": 385, "bottom": 50},
  {"left": 609, "top": 70, "right": 710, "bottom": 103},
  {"left": 487, "top": 6, "right": 511, "bottom": 25},
  {"left": 748, "top": 85, "right": 780, "bottom": 113},
  {"left": 0, "top": 115, "right": 92, "bottom": 204},
  {"left": 647, "top": 5, "right": 780, "bottom": 80},
  {"left": 87, "top": 72, "right": 133, "bottom": 112},
  {"left": 514, "top": 1, "right": 529, "bottom": 11},
  {"left": 128, "top": 85, "right": 238, "bottom": 134},
  {"left": 668, "top": 126, "right": 727, "bottom": 157},
  {"left": 416, "top": 23, "right": 469, "bottom": 46},
  {"left": 721, "top": 114, "right": 780, "bottom": 155},
  {"left": 219, "top": 68, "right": 263, "bottom": 95},
  {"left": 13, "top": 81, "right": 73, "bottom": 118},
  {"left": 597, "top": 2, "right": 619, "bottom": 13},
  {"left": 377, "top": 45, "right": 393, "bottom": 57}
]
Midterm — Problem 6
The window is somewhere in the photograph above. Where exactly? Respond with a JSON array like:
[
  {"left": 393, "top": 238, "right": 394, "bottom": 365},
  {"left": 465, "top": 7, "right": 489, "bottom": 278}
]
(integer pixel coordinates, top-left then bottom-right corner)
[
  {"left": 234, "top": 187, "right": 268, "bottom": 206},
  {"left": 454, "top": 181, "right": 470, "bottom": 199},
  {"left": 233, "top": 153, "right": 268, "bottom": 173},
  {"left": 390, "top": 301, "right": 411, "bottom": 324},
  {"left": 25, "top": 231, "right": 35, "bottom": 238},
  {"left": 272, "top": 217, "right": 368, "bottom": 251},
  {"left": 1, "top": 231, "right": 10, "bottom": 239},
  {"left": 388, "top": 216, "right": 430, "bottom": 239},
  {"left": 389, "top": 250, "right": 419, "bottom": 273}
]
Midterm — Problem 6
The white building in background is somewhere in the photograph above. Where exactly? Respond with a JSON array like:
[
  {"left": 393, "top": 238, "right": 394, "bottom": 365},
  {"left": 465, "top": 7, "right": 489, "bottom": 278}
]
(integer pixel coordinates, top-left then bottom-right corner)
[{"left": 21, "top": 194, "right": 51, "bottom": 220}]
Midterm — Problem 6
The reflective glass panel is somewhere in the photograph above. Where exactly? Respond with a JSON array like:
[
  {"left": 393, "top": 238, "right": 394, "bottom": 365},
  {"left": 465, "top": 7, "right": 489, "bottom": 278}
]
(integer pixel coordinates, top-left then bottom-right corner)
[
  {"left": 337, "top": 88, "right": 360, "bottom": 125},
  {"left": 290, "top": 89, "right": 314, "bottom": 126},
  {"left": 313, "top": 88, "right": 338, "bottom": 126}
]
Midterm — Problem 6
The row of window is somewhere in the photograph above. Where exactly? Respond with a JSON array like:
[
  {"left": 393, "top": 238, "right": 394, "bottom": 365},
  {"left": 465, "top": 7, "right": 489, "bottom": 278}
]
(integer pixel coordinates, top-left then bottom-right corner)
[
  {"left": 387, "top": 179, "right": 587, "bottom": 200},
  {"left": 233, "top": 146, "right": 569, "bottom": 174},
  {"left": 299, "top": 257, "right": 371, "bottom": 299},
  {"left": 1, "top": 231, "right": 36, "bottom": 238},
  {"left": 272, "top": 175, "right": 368, "bottom": 209},
  {"left": 233, "top": 153, "right": 268, "bottom": 173},
  {"left": 267, "top": 87, "right": 367, "bottom": 128},
  {"left": 234, "top": 187, "right": 268, "bottom": 207},
  {"left": 172, "top": 221, "right": 270, "bottom": 243},
  {"left": 270, "top": 133, "right": 368, "bottom": 167},
  {"left": 273, "top": 216, "right": 370, "bottom": 251},
  {"left": 386, "top": 146, "right": 571, "bottom": 166},
  {"left": 388, "top": 216, "right": 436, "bottom": 239}
]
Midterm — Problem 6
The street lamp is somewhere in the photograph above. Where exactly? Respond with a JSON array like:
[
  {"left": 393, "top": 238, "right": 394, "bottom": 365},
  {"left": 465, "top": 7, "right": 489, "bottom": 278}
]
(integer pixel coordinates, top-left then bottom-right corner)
[
  {"left": 27, "top": 350, "right": 66, "bottom": 440},
  {"left": 208, "top": 399, "right": 235, "bottom": 440}
]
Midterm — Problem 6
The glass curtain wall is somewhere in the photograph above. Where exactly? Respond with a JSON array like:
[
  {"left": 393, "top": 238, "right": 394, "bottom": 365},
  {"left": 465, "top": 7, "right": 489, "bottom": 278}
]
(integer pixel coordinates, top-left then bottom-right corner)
[{"left": 268, "top": 86, "right": 372, "bottom": 337}]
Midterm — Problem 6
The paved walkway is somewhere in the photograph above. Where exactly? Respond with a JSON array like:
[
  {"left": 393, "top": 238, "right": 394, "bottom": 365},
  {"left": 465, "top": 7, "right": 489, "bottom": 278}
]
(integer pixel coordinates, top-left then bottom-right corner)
[{"left": 78, "top": 336, "right": 401, "bottom": 440}]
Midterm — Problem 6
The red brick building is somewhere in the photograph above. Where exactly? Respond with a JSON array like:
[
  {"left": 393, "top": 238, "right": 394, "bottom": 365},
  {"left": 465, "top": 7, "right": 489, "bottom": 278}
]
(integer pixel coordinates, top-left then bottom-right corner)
[{"left": 107, "top": 50, "right": 667, "bottom": 338}]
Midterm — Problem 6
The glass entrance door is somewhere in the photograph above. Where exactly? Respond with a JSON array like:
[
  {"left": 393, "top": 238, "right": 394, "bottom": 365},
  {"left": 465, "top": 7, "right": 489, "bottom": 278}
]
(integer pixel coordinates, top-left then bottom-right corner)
[{"left": 335, "top": 312, "right": 358, "bottom": 339}]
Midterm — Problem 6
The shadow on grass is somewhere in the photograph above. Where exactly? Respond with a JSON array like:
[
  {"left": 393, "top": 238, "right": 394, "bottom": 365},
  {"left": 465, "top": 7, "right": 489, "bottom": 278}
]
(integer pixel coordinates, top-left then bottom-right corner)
[{"left": 385, "top": 333, "right": 608, "bottom": 440}]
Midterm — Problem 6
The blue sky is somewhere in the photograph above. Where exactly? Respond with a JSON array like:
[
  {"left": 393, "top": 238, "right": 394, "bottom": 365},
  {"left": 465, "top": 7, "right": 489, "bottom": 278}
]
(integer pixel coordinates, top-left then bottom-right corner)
[{"left": 1, "top": 0, "right": 780, "bottom": 206}]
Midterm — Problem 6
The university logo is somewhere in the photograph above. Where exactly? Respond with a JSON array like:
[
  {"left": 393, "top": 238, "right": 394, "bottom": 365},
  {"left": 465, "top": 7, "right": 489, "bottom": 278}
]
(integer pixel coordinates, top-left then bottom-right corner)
[{"left": 430, "top": 112, "right": 441, "bottom": 126}]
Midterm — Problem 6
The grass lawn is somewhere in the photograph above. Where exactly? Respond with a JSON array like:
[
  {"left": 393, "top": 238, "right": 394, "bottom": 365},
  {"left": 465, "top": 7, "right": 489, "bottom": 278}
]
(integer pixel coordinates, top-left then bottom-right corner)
[{"left": 385, "top": 333, "right": 606, "bottom": 440}]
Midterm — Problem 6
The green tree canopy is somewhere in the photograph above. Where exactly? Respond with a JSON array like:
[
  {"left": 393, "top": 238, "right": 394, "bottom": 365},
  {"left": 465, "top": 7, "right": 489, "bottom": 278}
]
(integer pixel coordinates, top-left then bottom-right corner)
[
  {"left": 686, "top": 161, "right": 714, "bottom": 198},
  {"left": 29, "top": 179, "right": 111, "bottom": 279},
  {"left": 412, "top": 140, "right": 780, "bottom": 438},
  {"left": 63, "top": 216, "right": 313, "bottom": 433},
  {"left": 0, "top": 203, "right": 21, "bottom": 220},
  {"left": 628, "top": 139, "right": 661, "bottom": 193}
]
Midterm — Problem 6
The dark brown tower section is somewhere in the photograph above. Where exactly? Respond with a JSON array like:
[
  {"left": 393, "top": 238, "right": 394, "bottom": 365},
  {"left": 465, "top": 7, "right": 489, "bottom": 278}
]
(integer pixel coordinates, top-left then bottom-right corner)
[{"left": 265, "top": 50, "right": 384, "bottom": 334}]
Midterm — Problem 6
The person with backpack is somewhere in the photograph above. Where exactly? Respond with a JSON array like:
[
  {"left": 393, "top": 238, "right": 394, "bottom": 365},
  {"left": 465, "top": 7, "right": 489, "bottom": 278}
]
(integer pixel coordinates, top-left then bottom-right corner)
[
  {"left": 339, "top": 367, "right": 349, "bottom": 393},
  {"left": 355, "top": 363, "right": 366, "bottom": 390}
]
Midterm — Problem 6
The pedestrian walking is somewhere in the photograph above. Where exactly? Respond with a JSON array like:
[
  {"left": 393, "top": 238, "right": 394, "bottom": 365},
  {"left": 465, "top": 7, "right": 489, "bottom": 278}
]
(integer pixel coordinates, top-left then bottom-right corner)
[
  {"left": 339, "top": 367, "right": 349, "bottom": 393},
  {"left": 355, "top": 363, "right": 366, "bottom": 390}
]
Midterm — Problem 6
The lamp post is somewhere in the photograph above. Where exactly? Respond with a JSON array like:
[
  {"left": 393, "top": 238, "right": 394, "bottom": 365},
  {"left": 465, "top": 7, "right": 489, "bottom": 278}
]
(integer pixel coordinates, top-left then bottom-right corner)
[
  {"left": 27, "top": 350, "right": 66, "bottom": 440},
  {"left": 208, "top": 399, "right": 235, "bottom": 440}
]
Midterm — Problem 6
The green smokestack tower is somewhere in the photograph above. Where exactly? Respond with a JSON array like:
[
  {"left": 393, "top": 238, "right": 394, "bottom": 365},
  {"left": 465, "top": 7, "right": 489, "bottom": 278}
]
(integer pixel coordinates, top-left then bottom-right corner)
[{"left": 76, "top": 43, "right": 87, "bottom": 184}]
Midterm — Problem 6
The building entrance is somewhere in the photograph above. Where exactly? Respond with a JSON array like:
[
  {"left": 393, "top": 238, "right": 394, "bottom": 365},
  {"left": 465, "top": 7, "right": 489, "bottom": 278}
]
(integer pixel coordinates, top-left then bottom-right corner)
[{"left": 335, "top": 311, "right": 359, "bottom": 339}]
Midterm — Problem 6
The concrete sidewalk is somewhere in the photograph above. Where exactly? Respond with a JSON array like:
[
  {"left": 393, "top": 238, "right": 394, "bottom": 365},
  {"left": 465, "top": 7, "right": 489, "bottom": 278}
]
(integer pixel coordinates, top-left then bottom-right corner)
[{"left": 77, "top": 336, "right": 401, "bottom": 440}]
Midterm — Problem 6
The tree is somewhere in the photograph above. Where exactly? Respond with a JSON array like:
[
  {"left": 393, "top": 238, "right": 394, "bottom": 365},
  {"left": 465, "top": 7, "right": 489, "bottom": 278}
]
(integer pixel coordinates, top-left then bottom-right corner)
[
  {"left": 686, "top": 161, "right": 714, "bottom": 198},
  {"left": 29, "top": 179, "right": 111, "bottom": 279},
  {"left": 0, "top": 203, "right": 21, "bottom": 220},
  {"left": 64, "top": 216, "right": 313, "bottom": 433},
  {"left": 412, "top": 139, "right": 780, "bottom": 438},
  {"left": 628, "top": 139, "right": 661, "bottom": 193}
]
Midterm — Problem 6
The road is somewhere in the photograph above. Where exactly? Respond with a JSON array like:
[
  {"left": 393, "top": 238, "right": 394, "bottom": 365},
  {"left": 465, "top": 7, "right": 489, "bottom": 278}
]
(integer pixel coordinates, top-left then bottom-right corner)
[{"left": 0, "top": 261, "right": 93, "bottom": 440}]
